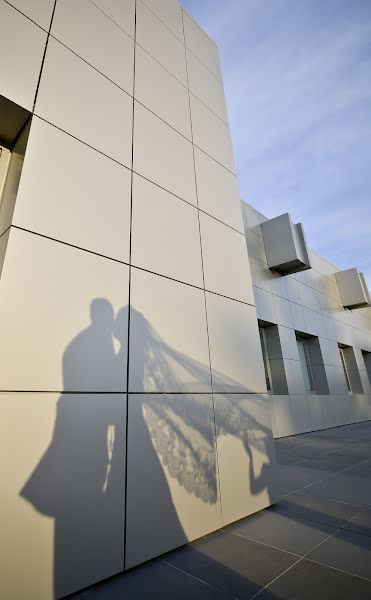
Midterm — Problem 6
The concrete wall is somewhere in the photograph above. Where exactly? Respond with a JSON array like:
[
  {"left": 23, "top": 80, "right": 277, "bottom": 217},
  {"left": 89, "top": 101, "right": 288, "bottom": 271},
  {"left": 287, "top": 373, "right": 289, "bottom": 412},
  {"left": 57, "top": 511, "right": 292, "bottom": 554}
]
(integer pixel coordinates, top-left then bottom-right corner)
[
  {"left": 0, "top": 1, "right": 277, "bottom": 598},
  {"left": 242, "top": 200, "right": 371, "bottom": 438}
]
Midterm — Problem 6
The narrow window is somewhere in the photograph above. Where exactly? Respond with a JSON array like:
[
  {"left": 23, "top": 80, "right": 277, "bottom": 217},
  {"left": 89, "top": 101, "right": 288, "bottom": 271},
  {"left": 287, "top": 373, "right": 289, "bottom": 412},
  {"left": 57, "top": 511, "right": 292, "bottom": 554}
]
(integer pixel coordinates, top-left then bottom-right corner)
[
  {"left": 297, "top": 338, "right": 314, "bottom": 392},
  {"left": 339, "top": 346, "right": 352, "bottom": 392},
  {"left": 259, "top": 328, "right": 271, "bottom": 391}
]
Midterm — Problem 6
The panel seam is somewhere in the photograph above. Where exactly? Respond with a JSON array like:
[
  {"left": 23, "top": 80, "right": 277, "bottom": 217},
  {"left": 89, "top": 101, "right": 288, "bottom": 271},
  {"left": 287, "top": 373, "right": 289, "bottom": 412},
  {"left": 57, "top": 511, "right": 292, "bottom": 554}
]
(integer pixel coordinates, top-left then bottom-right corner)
[{"left": 181, "top": 9, "right": 224, "bottom": 527}]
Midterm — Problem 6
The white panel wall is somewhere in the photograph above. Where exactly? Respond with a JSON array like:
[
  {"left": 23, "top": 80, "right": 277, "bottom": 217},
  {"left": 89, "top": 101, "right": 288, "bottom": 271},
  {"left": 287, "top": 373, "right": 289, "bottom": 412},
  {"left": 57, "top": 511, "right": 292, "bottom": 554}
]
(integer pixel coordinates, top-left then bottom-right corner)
[
  {"left": 0, "top": 3, "right": 277, "bottom": 599},
  {"left": 0, "top": 1, "right": 47, "bottom": 110},
  {"left": 243, "top": 200, "right": 371, "bottom": 438},
  {"left": 35, "top": 37, "right": 133, "bottom": 166},
  {"left": 0, "top": 392, "right": 126, "bottom": 600},
  {"left": 126, "top": 393, "right": 222, "bottom": 568}
]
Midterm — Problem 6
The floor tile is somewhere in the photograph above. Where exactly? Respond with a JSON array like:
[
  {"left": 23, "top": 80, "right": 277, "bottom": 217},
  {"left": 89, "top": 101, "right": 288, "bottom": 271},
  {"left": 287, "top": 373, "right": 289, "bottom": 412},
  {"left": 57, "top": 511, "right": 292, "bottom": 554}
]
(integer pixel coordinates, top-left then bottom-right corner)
[
  {"left": 344, "top": 459, "right": 371, "bottom": 478},
  {"left": 307, "top": 529, "right": 371, "bottom": 580},
  {"left": 164, "top": 530, "right": 297, "bottom": 600},
  {"left": 298, "top": 454, "right": 364, "bottom": 473},
  {"left": 268, "top": 493, "right": 362, "bottom": 527},
  {"left": 69, "top": 559, "right": 231, "bottom": 599},
  {"left": 257, "top": 558, "right": 371, "bottom": 600},
  {"left": 343, "top": 508, "right": 371, "bottom": 537},
  {"left": 280, "top": 445, "right": 330, "bottom": 459},
  {"left": 304, "top": 473, "right": 371, "bottom": 505},
  {"left": 229, "top": 509, "right": 336, "bottom": 556},
  {"left": 331, "top": 446, "right": 371, "bottom": 459},
  {"left": 66, "top": 420, "right": 371, "bottom": 600},
  {"left": 276, "top": 464, "right": 331, "bottom": 495},
  {"left": 274, "top": 452, "right": 304, "bottom": 466}
]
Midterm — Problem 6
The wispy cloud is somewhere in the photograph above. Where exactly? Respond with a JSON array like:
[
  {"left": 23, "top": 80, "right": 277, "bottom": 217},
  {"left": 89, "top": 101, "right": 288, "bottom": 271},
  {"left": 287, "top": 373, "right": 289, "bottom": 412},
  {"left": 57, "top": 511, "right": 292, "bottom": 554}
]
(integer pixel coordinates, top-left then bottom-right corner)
[{"left": 182, "top": 0, "right": 371, "bottom": 282}]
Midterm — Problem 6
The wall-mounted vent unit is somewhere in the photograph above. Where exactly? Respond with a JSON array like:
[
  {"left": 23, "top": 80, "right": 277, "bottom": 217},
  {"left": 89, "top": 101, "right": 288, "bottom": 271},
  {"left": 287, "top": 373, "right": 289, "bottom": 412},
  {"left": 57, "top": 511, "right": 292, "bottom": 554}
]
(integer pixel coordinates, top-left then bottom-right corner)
[
  {"left": 334, "top": 268, "right": 370, "bottom": 309},
  {"left": 261, "top": 212, "right": 311, "bottom": 275}
]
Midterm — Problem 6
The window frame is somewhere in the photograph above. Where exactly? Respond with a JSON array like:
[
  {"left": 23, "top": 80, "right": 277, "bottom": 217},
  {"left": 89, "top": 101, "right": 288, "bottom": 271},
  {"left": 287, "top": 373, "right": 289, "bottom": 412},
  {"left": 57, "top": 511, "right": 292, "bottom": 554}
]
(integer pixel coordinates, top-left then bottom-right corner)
[
  {"left": 339, "top": 346, "right": 352, "bottom": 393},
  {"left": 296, "top": 337, "right": 315, "bottom": 393},
  {"left": 259, "top": 327, "right": 272, "bottom": 393}
]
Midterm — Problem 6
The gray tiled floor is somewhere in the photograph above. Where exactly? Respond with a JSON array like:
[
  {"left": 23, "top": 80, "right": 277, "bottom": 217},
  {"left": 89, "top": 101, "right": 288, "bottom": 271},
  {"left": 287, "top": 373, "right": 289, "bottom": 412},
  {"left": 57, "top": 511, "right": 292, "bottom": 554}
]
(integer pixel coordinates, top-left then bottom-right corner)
[{"left": 70, "top": 420, "right": 371, "bottom": 600}]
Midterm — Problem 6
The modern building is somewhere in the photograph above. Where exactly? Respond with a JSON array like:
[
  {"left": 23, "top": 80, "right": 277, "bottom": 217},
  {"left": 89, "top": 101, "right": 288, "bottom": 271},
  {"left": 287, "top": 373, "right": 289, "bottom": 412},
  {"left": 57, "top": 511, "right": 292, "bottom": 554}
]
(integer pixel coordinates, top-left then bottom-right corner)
[
  {"left": 242, "top": 202, "right": 371, "bottom": 437},
  {"left": 0, "top": 1, "right": 370, "bottom": 599}
]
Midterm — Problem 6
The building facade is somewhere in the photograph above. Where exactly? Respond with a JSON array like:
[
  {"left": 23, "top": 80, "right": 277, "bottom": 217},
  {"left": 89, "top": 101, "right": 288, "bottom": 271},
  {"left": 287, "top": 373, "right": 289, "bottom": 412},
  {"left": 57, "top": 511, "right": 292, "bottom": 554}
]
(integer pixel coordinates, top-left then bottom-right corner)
[
  {"left": 0, "top": 1, "right": 369, "bottom": 599},
  {"left": 0, "top": 1, "right": 277, "bottom": 599},
  {"left": 242, "top": 200, "right": 371, "bottom": 438}
]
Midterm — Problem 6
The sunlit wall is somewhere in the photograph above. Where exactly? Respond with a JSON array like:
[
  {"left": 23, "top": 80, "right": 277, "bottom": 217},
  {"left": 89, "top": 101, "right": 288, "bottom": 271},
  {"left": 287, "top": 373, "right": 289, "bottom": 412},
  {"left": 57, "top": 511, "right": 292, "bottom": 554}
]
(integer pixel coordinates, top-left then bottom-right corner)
[{"left": 0, "top": 1, "right": 278, "bottom": 598}]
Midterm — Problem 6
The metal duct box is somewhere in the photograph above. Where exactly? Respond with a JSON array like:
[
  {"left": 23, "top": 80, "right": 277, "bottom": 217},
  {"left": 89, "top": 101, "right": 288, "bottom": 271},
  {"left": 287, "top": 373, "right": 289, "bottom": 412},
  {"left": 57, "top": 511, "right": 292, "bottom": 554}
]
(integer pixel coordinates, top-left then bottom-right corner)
[
  {"left": 335, "top": 268, "right": 371, "bottom": 309},
  {"left": 261, "top": 213, "right": 311, "bottom": 275}
]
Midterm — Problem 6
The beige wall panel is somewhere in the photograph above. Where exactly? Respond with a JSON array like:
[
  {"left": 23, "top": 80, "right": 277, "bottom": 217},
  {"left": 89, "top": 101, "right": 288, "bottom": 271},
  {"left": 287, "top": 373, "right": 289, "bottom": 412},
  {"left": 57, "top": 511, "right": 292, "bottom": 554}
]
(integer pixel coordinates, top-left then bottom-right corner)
[
  {"left": 360, "top": 369, "right": 371, "bottom": 394},
  {"left": 183, "top": 11, "right": 222, "bottom": 81},
  {"left": 129, "top": 268, "right": 212, "bottom": 393},
  {"left": 187, "top": 49, "right": 228, "bottom": 123},
  {"left": 318, "top": 338, "right": 337, "bottom": 367},
  {"left": 7, "top": 0, "right": 54, "bottom": 30},
  {"left": 242, "top": 202, "right": 263, "bottom": 233},
  {"left": 352, "top": 347, "right": 367, "bottom": 371},
  {"left": 350, "top": 394, "right": 366, "bottom": 423},
  {"left": 92, "top": 0, "right": 135, "bottom": 38},
  {"left": 0, "top": 1, "right": 47, "bottom": 110},
  {"left": 206, "top": 293, "right": 266, "bottom": 393},
  {"left": 289, "top": 301, "right": 306, "bottom": 332},
  {"left": 361, "top": 394, "right": 371, "bottom": 419},
  {"left": 256, "top": 287, "right": 276, "bottom": 323},
  {"left": 133, "top": 102, "right": 197, "bottom": 205},
  {"left": 268, "top": 395, "right": 278, "bottom": 438},
  {"left": 190, "top": 94, "right": 236, "bottom": 173},
  {"left": 194, "top": 147, "right": 243, "bottom": 232},
  {"left": 142, "top": 0, "right": 184, "bottom": 41},
  {"left": 306, "top": 394, "right": 325, "bottom": 430},
  {"left": 338, "top": 394, "right": 355, "bottom": 426},
  {"left": 285, "top": 276, "right": 300, "bottom": 304},
  {"left": 125, "top": 393, "right": 221, "bottom": 568},
  {"left": 246, "top": 230, "right": 268, "bottom": 263},
  {"left": 278, "top": 326, "right": 300, "bottom": 361},
  {"left": 270, "top": 276, "right": 288, "bottom": 300},
  {"left": 0, "top": 392, "right": 126, "bottom": 600},
  {"left": 131, "top": 174, "right": 203, "bottom": 287},
  {"left": 284, "top": 359, "right": 306, "bottom": 395},
  {"left": 13, "top": 118, "right": 132, "bottom": 262},
  {"left": 52, "top": 0, "right": 134, "bottom": 95},
  {"left": 273, "top": 295, "right": 294, "bottom": 328},
  {"left": 272, "top": 395, "right": 295, "bottom": 438},
  {"left": 325, "top": 365, "right": 349, "bottom": 395},
  {"left": 302, "top": 307, "right": 324, "bottom": 337},
  {"left": 136, "top": 0, "right": 187, "bottom": 85},
  {"left": 320, "top": 395, "right": 344, "bottom": 428},
  {"left": 0, "top": 228, "right": 129, "bottom": 391},
  {"left": 199, "top": 212, "right": 254, "bottom": 304},
  {"left": 250, "top": 256, "right": 273, "bottom": 292},
  {"left": 214, "top": 393, "right": 278, "bottom": 525},
  {"left": 35, "top": 38, "right": 133, "bottom": 167},
  {"left": 135, "top": 44, "right": 191, "bottom": 139},
  {"left": 289, "top": 395, "right": 311, "bottom": 434}
]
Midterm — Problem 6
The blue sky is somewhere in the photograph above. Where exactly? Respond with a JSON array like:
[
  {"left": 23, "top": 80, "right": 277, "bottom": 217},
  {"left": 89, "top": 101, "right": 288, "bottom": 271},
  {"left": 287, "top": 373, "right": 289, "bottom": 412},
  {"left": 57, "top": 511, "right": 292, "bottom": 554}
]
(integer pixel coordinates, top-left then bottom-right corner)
[{"left": 182, "top": 0, "right": 371, "bottom": 281}]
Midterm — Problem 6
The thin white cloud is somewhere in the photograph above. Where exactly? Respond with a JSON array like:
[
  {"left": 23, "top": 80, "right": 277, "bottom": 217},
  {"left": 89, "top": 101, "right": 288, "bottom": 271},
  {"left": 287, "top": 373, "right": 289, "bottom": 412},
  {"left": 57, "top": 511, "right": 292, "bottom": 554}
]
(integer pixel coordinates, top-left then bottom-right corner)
[{"left": 182, "top": 0, "right": 371, "bottom": 283}]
